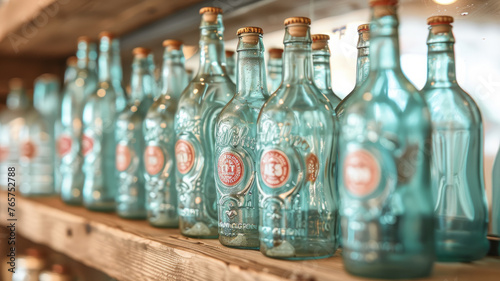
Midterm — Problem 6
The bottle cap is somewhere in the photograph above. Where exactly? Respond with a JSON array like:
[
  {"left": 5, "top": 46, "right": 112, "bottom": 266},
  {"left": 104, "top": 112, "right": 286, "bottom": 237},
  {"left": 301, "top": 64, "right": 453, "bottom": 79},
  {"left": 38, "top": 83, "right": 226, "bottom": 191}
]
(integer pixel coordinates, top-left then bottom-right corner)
[
  {"left": 357, "top": 24, "right": 370, "bottom": 32},
  {"left": 268, "top": 48, "right": 283, "bottom": 59},
  {"left": 133, "top": 47, "right": 151, "bottom": 58},
  {"left": 162, "top": 39, "right": 182, "bottom": 51},
  {"left": 225, "top": 50, "right": 235, "bottom": 57},
  {"left": 369, "top": 0, "right": 398, "bottom": 6},
  {"left": 237, "top": 26, "right": 263, "bottom": 44},
  {"left": 428, "top": 15, "right": 454, "bottom": 34},
  {"left": 37, "top": 73, "right": 59, "bottom": 82},
  {"left": 9, "top": 78, "right": 23, "bottom": 90},
  {"left": 51, "top": 264, "right": 69, "bottom": 275},
  {"left": 200, "top": 7, "right": 223, "bottom": 23},
  {"left": 311, "top": 34, "right": 329, "bottom": 50},
  {"left": 370, "top": 0, "right": 397, "bottom": 17},
  {"left": 237, "top": 26, "right": 264, "bottom": 35},
  {"left": 99, "top": 31, "right": 114, "bottom": 39},
  {"left": 284, "top": 17, "right": 311, "bottom": 37},
  {"left": 77, "top": 36, "right": 91, "bottom": 43},
  {"left": 26, "top": 248, "right": 43, "bottom": 259},
  {"left": 66, "top": 56, "right": 77, "bottom": 66}
]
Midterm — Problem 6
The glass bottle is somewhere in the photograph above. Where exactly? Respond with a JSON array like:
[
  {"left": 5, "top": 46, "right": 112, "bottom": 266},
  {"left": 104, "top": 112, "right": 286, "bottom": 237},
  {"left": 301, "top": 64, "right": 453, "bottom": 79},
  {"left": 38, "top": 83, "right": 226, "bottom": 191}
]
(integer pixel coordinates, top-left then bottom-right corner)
[
  {"left": 267, "top": 48, "right": 283, "bottom": 93},
  {"left": 144, "top": 40, "right": 189, "bottom": 227},
  {"left": 256, "top": 17, "right": 338, "bottom": 259},
  {"left": 33, "top": 74, "right": 61, "bottom": 193},
  {"left": 64, "top": 56, "right": 78, "bottom": 84},
  {"left": 82, "top": 32, "right": 127, "bottom": 211},
  {"left": 88, "top": 42, "right": 99, "bottom": 80},
  {"left": 0, "top": 79, "right": 29, "bottom": 190},
  {"left": 421, "top": 15, "right": 488, "bottom": 262},
  {"left": 115, "top": 47, "right": 156, "bottom": 219},
  {"left": 225, "top": 50, "right": 236, "bottom": 82},
  {"left": 215, "top": 27, "right": 268, "bottom": 249},
  {"left": 493, "top": 149, "right": 500, "bottom": 236},
  {"left": 337, "top": 1, "right": 434, "bottom": 278},
  {"left": 111, "top": 38, "right": 128, "bottom": 106},
  {"left": 175, "top": 7, "right": 236, "bottom": 238},
  {"left": 60, "top": 36, "right": 98, "bottom": 205},
  {"left": 336, "top": 24, "right": 370, "bottom": 112},
  {"left": 311, "top": 34, "right": 341, "bottom": 107}
]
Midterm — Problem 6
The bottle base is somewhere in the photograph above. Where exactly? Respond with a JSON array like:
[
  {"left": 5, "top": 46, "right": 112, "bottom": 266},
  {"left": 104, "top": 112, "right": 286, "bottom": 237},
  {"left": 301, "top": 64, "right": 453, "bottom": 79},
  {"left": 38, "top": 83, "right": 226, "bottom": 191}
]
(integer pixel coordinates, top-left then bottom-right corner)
[
  {"left": 180, "top": 221, "right": 218, "bottom": 239},
  {"left": 219, "top": 234, "right": 259, "bottom": 250},
  {"left": 260, "top": 240, "right": 336, "bottom": 260},
  {"left": 84, "top": 202, "right": 116, "bottom": 212},
  {"left": 343, "top": 258, "right": 433, "bottom": 279}
]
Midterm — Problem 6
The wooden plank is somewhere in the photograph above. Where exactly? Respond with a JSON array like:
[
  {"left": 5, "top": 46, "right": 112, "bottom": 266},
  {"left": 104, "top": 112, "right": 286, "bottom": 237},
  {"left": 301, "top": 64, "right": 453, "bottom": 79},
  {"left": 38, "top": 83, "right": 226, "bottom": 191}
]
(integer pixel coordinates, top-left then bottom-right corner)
[{"left": 0, "top": 192, "right": 498, "bottom": 281}]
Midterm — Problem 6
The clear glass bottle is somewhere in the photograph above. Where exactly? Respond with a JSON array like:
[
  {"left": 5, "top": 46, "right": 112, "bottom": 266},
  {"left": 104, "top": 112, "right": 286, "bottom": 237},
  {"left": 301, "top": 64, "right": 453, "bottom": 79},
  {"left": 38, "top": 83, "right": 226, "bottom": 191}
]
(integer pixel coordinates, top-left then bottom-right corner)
[
  {"left": 256, "top": 17, "right": 338, "bottom": 259},
  {"left": 225, "top": 50, "right": 236, "bottom": 82},
  {"left": 0, "top": 79, "right": 29, "bottom": 190},
  {"left": 336, "top": 24, "right": 370, "bottom": 112},
  {"left": 267, "top": 48, "right": 283, "bottom": 93},
  {"left": 82, "top": 32, "right": 127, "bottom": 211},
  {"left": 175, "top": 7, "right": 236, "bottom": 238},
  {"left": 422, "top": 16, "right": 488, "bottom": 262},
  {"left": 215, "top": 27, "right": 268, "bottom": 249},
  {"left": 33, "top": 74, "right": 61, "bottom": 193},
  {"left": 115, "top": 47, "right": 156, "bottom": 219},
  {"left": 144, "top": 40, "right": 189, "bottom": 227},
  {"left": 493, "top": 148, "right": 500, "bottom": 236},
  {"left": 60, "top": 37, "right": 98, "bottom": 205},
  {"left": 111, "top": 38, "right": 128, "bottom": 106},
  {"left": 337, "top": 1, "right": 434, "bottom": 278},
  {"left": 311, "top": 34, "right": 341, "bottom": 107}
]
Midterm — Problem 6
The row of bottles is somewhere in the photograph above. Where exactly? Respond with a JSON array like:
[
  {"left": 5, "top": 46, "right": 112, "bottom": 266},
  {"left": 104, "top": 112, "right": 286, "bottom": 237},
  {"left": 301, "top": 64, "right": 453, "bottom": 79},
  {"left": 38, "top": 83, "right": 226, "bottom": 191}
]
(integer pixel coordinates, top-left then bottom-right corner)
[{"left": 0, "top": 0, "right": 498, "bottom": 279}]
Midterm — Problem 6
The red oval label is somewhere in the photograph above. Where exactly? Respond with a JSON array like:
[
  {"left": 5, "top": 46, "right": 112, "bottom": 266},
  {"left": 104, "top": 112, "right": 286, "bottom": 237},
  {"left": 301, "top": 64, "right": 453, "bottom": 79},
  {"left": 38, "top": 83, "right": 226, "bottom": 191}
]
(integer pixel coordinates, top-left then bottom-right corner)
[
  {"left": 21, "top": 141, "right": 37, "bottom": 160},
  {"left": 217, "top": 152, "right": 244, "bottom": 186},
  {"left": 58, "top": 135, "right": 72, "bottom": 157},
  {"left": 175, "top": 140, "right": 195, "bottom": 174},
  {"left": 116, "top": 144, "right": 131, "bottom": 172},
  {"left": 82, "top": 134, "right": 93, "bottom": 156},
  {"left": 0, "top": 146, "right": 9, "bottom": 162},
  {"left": 144, "top": 146, "right": 165, "bottom": 175},
  {"left": 260, "top": 150, "right": 290, "bottom": 188},
  {"left": 306, "top": 153, "right": 319, "bottom": 182},
  {"left": 344, "top": 149, "right": 381, "bottom": 197}
]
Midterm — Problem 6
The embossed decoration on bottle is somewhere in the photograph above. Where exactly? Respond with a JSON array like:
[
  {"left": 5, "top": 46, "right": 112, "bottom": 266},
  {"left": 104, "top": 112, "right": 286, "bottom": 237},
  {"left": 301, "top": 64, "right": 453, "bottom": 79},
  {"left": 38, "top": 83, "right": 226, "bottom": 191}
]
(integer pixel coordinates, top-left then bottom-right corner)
[
  {"left": 60, "top": 36, "right": 98, "bottom": 205},
  {"left": 174, "top": 7, "right": 236, "bottom": 238},
  {"left": 144, "top": 39, "right": 188, "bottom": 228},
  {"left": 256, "top": 17, "right": 338, "bottom": 260},
  {"left": 267, "top": 48, "right": 283, "bottom": 94},
  {"left": 215, "top": 26, "right": 268, "bottom": 249},
  {"left": 115, "top": 47, "right": 156, "bottom": 219},
  {"left": 82, "top": 32, "right": 126, "bottom": 211},
  {"left": 422, "top": 15, "right": 488, "bottom": 262},
  {"left": 311, "top": 34, "right": 341, "bottom": 107},
  {"left": 337, "top": 1, "right": 434, "bottom": 278}
]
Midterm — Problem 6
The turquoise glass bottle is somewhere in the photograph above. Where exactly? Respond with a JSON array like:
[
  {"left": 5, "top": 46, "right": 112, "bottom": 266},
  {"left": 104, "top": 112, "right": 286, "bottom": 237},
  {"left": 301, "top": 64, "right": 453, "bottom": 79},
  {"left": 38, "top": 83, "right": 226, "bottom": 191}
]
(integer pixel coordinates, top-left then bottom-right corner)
[
  {"left": 144, "top": 40, "right": 189, "bottom": 227},
  {"left": 82, "top": 32, "right": 126, "bottom": 211},
  {"left": 60, "top": 37, "right": 98, "bottom": 205},
  {"left": 422, "top": 16, "right": 488, "bottom": 262},
  {"left": 33, "top": 74, "right": 61, "bottom": 193},
  {"left": 225, "top": 50, "right": 236, "bottom": 82},
  {"left": 115, "top": 47, "right": 156, "bottom": 219},
  {"left": 311, "top": 34, "right": 341, "bottom": 107},
  {"left": 337, "top": 1, "right": 434, "bottom": 278},
  {"left": 267, "top": 48, "right": 283, "bottom": 94},
  {"left": 174, "top": 7, "right": 236, "bottom": 238},
  {"left": 0, "top": 79, "right": 29, "bottom": 190},
  {"left": 215, "top": 27, "right": 268, "bottom": 249},
  {"left": 111, "top": 38, "right": 127, "bottom": 106},
  {"left": 493, "top": 149, "right": 500, "bottom": 236},
  {"left": 64, "top": 56, "right": 78, "bottom": 84},
  {"left": 256, "top": 17, "right": 337, "bottom": 259}
]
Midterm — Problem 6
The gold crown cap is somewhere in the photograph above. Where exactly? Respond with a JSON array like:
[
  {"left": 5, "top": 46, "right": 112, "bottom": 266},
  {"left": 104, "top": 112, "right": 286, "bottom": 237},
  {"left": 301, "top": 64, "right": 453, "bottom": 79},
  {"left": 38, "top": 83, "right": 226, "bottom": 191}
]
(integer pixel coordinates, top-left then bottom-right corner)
[
  {"left": 312, "top": 34, "right": 330, "bottom": 41},
  {"left": 369, "top": 0, "right": 398, "bottom": 6},
  {"left": 237, "top": 26, "right": 264, "bottom": 35},
  {"left": 199, "top": 7, "right": 223, "bottom": 14},
  {"left": 99, "top": 31, "right": 114, "bottom": 39},
  {"left": 358, "top": 24, "right": 370, "bottom": 32},
  {"left": 133, "top": 47, "right": 151, "bottom": 56},
  {"left": 162, "top": 39, "right": 182, "bottom": 47},
  {"left": 427, "top": 15, "right": 454, "bottom": 25},
  {"left": 284, "top": 17, "right": 311, "bottom": 26},
  {"left": 77, "top": 36, "right": 91, "bottom": 43}
]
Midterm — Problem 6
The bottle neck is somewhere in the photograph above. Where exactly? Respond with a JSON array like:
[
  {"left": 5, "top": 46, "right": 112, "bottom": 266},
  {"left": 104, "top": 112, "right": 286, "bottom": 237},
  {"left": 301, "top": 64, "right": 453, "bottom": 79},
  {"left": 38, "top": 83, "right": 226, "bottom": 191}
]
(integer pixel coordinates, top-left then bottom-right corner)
[
  {"left": 425, "top": 25, "right": 457, "bottom": 88},
  {"left": 312, "top": 50, "right": 332, "bottom": 92},
  {"left": 130, "top": 56, "right": 155, "bottom": 102},
  {"left": 282, "top": 26, "right": 315, "bottom": 84},
  {"left": 355, "top": 30, "right": 370, "bottom": 87},
  {"left": 369, "top": 8, "right": 401, "bottom": 71},
  {"left": 76, "top": 41, "right": 90, "bottom": 70},
  {"left": 160, "top": 48, "right": 186, "bottom": 99},
  {"left": 197, "top": 15, "right": 227, "bottom": 77},
  {"left": 7, "top": 89, "right": 29, "bottom": 109},
  {"left": 235, "top": 34, "right": 267, "bottom": 99},
  {"left": 98, "top": 38, "right": 112, "bottom": 82},
  {"left": 111, "top": 39, "right": 123, "bottom": 83},
  {"left": 268, "top": 57, "right": 282, "bottom": 74}
]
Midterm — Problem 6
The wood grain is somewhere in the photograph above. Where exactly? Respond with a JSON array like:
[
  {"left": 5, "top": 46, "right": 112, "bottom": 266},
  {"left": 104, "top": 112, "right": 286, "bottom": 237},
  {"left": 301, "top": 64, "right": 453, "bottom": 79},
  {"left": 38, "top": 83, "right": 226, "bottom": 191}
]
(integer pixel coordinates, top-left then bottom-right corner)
[{"left": 0, "top": 192, "right": 498, "bottom": 281}]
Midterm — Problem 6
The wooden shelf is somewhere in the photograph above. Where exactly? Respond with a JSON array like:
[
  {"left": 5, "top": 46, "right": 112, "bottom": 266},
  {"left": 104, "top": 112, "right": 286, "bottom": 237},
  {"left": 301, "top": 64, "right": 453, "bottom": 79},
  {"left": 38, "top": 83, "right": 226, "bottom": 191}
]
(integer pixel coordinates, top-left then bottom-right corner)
[{"left": 0, "top": 192, "right": 499, "bottom": 281}]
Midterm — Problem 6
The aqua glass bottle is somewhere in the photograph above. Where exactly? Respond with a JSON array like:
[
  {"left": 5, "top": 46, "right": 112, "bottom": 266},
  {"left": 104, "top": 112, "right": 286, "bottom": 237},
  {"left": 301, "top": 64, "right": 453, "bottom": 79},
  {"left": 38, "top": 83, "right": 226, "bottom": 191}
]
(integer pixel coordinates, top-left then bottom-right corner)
[
  {"left": 82, "top": 32, "right": 126, "bottom": 211},
  {"left": 60, "top": 37, "right": 98, "bottom": 205},
  {"left": 311, "top": 34, "right": 341, "bottom": 107},
  {"left": 64, "top": 56, "right": 78, "bottom": 84},
  {"left": 337, "top": 1, "right": 434, "bottom": 278},
  {"left": 111, "top": 38, "right": 127, "bottom": 107},
  {"left": 115, "top": 47, "right": 156, "bottom": 219},
  {"left": 88, "top": 42, "right": 99, "bottom": 81},
  {"left": 256, "top": 17, "right": 337, "bottom": 259},
  {"left": 422, "top": 16, "right": 488, "bottom": 262},
  {"left": 144, "top": 40, "right": 189, "bottom": 227},
  {"left": 493, "top": 149, "right": 500, "bottom": 237},
  {"left": 33, "top": 74, "right": 61, "bottom": 193},
  {"left": 267, "top": 48, "right": 283, "bottom": 93},
  {"left": 215, "top": 27, "right": 268, "bottom": 249},
  {"left": 225, "top": 50, "right": 236, "bottom": 83},
  {"left": 175, "top": 7, "right": 236, "bottom": 238},
  {"left": 0, "top": 79, "right": 29, "bottom": 190}
]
